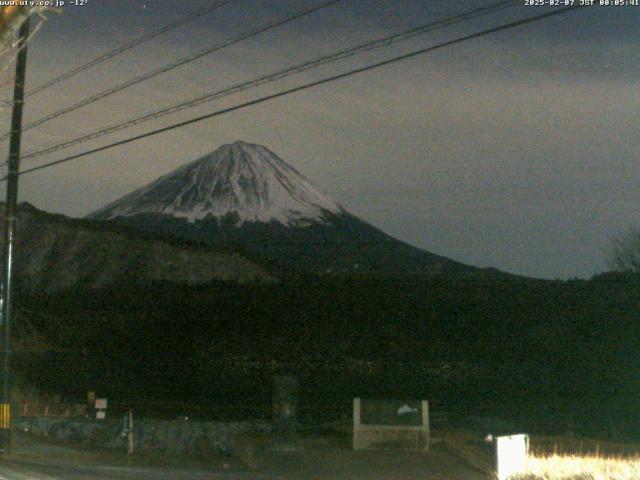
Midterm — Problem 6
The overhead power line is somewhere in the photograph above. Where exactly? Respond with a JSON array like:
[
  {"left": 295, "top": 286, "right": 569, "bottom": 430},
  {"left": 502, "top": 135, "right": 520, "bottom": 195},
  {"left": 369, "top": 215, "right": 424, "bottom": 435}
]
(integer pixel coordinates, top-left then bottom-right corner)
[
  {"left": 22, "top": 0, "right": 520, "bottom": 162},
  {"left": 0, "top": 0, "right": 341, "bottom": 143},
  {"left": 8, "top": 5, "right": 585, "bottom": 180},
  {"left": 22, "top": 1, "right": 232, "bottom": 100}
]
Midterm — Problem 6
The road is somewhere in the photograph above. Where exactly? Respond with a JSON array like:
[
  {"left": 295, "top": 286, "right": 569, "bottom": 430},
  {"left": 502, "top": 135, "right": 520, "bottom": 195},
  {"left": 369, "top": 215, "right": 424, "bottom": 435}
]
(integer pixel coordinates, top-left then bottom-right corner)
[
  {"left": 0, "top": 462, "right": 267, "bottom": 480},
  {"left": 0, "top": 435, "right": 278, "bottom": 480},
  {"left": 0, "top": 433, "right": 488, "bottom": 479},
  {"left": 0, "top": 461, "right": 280, "bottom": 480}
]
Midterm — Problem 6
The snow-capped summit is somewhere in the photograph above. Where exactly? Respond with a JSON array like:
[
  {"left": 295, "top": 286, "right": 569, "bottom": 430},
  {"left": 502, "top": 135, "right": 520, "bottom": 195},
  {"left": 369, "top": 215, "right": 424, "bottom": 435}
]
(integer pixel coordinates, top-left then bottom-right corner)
[
  {"left": 88, "top": 140, "right": 487, "bottom": 276},
  {"left": 89, "top": 141, "right": 342, "bottom": 226}
]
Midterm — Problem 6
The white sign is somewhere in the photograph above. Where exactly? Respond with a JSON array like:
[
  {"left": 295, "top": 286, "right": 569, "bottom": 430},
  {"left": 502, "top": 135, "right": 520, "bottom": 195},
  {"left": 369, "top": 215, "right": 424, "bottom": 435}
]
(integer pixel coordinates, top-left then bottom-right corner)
[
  {"left": 496, "top": 434, "right": 529, "bottom": 480},
  {"left": 95, "top": 398, "right": 108, "bottom": 410},
  {"left": 96, "top": 410, "right": 106, "bottom": 420},
  {"left": 397, "top": 404, "right": 418, "bottom": 415}
]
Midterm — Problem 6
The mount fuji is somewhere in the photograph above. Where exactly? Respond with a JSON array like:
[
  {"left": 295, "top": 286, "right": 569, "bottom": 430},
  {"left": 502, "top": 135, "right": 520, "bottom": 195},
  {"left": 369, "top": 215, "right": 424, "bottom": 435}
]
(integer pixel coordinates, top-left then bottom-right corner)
[
  {"left": 90, "top": 141, "right": 343, "bottom": 227},
  {"left": 88, "top": 141, "right": 482, "bottom": 275}
]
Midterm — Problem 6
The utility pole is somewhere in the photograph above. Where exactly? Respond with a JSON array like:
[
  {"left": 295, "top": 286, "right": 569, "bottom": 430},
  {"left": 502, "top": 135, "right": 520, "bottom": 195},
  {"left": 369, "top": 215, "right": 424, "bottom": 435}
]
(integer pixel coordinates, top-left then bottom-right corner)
[{"left": 0, "top": 16, "right": 30, "bottom": 455}]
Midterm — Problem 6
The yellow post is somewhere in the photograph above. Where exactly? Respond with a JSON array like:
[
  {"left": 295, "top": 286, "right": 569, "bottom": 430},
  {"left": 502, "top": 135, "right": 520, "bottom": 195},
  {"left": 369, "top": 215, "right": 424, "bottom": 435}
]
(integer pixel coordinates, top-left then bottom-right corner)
[{"left": 0, "top": 403, "right": 10, "bottom": 429}]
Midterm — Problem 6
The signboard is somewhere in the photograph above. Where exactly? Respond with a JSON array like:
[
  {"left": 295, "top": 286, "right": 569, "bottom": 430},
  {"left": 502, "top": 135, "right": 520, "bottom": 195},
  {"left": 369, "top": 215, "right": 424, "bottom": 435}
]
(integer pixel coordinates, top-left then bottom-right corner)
[
  {"left": 360, "top": 400, "right": 423, "bottom": 426},
  {"left": 95, "top": 398, "right": 108, "bottom": 410},
  {"left": 353, "top": 398, "right": 429, "bottom": 451},
  {"left": 496, "top": 434, "right": 529, "bottom": 480},
  {"left": 96, "top": 410, "right": 106, "bottom": 420}
]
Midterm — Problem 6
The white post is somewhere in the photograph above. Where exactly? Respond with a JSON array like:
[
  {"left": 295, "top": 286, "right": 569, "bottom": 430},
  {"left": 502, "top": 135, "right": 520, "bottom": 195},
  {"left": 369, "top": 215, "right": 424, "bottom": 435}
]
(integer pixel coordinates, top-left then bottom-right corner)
[
  {"left": 127, "top": 409, "right": 134, "bottom": 455},
  {"left": 353, "top": 398, "right": 361, "bottom": 450},
  {"left": 496, "top": 434, "right": 529, "bottom": 480},
  {"left": 421, "top": 400, "right": 430, "bottom": 452}
]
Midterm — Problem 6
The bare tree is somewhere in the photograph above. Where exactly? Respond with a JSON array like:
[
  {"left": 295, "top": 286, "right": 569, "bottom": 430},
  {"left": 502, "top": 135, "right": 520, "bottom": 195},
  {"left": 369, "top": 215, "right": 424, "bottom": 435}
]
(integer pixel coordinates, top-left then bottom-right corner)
[{"left": 607, "top": 227, "right": 640, "bottom": 272}]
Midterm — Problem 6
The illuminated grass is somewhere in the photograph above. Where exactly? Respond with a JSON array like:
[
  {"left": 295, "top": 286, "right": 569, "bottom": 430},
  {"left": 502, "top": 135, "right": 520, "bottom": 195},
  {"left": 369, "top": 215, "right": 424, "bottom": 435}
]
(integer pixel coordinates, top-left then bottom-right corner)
[{"left": 513, "top": 454, "right": 640, "bottom": 480}]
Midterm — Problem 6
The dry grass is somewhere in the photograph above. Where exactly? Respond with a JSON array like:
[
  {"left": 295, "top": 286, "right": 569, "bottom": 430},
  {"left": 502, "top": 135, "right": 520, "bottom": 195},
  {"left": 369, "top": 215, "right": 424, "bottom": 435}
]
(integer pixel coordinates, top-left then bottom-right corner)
[{"left": 512, "top": 453, "right": 640, "bottom": 480}]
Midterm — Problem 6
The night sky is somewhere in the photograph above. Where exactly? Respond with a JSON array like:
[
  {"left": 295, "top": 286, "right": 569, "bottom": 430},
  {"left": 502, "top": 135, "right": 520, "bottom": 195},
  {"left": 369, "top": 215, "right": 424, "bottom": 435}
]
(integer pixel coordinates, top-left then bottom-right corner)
[{"left": 0, "top": 0, "right": 637, "bottom": 280}]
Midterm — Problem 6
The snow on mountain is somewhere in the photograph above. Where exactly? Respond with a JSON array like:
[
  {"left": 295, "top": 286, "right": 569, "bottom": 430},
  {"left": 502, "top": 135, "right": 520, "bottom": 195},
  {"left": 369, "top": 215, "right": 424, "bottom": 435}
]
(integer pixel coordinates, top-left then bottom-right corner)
[
  {"left": 87, "top": 140, "right": 495, "bottom": 276},
  {"left": 89, "top": 141, "right": 342, "bottom": 226}
]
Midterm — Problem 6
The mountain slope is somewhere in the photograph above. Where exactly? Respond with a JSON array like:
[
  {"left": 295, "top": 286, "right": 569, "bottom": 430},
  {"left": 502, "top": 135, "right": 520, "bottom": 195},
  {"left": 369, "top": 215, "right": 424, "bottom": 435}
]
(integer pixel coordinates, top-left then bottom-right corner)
[
  {"left": 90, "top": 141, "right": 342, "bottom": 226},
  {"left": 5, "top": 203, "right": 274, "bottom": 293},
  {"left": 88, "top": 141, "right": 485, "bottom": 275}
]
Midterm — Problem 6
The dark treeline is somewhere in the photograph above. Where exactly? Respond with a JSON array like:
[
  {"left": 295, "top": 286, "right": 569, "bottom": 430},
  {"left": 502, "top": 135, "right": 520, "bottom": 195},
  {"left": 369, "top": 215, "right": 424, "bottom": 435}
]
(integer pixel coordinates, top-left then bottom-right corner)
[{"left": 12, "top": 271, "right": 640, "bottom": 438}]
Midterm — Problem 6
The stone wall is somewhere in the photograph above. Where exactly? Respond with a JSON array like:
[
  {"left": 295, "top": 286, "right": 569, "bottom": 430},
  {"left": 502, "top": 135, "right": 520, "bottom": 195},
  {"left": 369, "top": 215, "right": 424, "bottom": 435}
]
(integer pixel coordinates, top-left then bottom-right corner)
[{"left": 17, "top": 415, "right": 271, "bottom": 457}]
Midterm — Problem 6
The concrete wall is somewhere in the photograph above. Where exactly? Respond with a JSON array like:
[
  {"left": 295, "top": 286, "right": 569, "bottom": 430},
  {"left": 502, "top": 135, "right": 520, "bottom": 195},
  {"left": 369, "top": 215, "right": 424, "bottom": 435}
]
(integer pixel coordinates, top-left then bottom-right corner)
[{"left": 16, "top": 415, "right": 271, "bottom": 458}]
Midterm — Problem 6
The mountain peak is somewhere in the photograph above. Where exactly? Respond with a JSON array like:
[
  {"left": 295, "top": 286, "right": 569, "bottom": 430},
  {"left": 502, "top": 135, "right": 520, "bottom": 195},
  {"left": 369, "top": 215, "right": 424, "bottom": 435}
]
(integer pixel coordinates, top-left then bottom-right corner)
[
  {"left": 228, "top": 139, "right": 258, "bottom": 149},
  {"left": 88, "top": 141, "right": 342, "bottom": 226}
]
